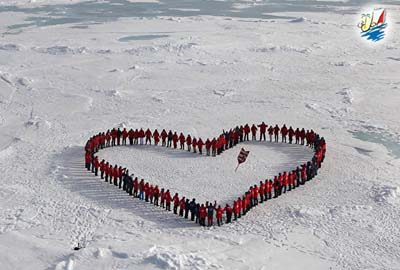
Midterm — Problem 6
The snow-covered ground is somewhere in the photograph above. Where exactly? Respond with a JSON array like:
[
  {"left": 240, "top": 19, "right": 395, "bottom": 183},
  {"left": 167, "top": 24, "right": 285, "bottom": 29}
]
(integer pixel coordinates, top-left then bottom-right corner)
[{"left": 1, "top": 0, "right": 400, "bottom": 269}]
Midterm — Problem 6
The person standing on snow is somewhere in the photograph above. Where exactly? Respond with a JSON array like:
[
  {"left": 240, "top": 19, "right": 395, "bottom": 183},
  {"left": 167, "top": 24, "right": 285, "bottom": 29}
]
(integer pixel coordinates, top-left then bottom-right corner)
[
  {"left": 243, "top": 124, "right": 250, "bottom": 141},
  {"left": 281, "top": 124, "right": 288, "bottom": 143},
  {"left": 224, "top": 204, "right": 232, "bottom": 224},
  {"left": 258, "top": 122, "right": 267, "bottom": 141},
  {"left": 186, "top": 134, "right": 192, "bottom": 152},
  {"left": 207, "top": 201, "right": 217, "bottom": 227},
  {"left": 179, "top": 133, "right": 185, "bottom": 150},
  {"left": 273, "top": 125, "right": 280, "bottom": 142},
  {"left": 173, "top": 193, "right": 180, "bottom": 214},
  {"left": 153, "top": 129, "right": 160, "bottom": 146},
  {"left": 161, "top": 129, "right": 168, "bottom": 146},
  {"left": 167, "top": 130, "right": 173, "bottom": 147},
  {"left": 145, "top": 128, "right": 152, "bottom": 145},
  {"left": 251, "top": 124, "right": 258, "bottom": 140},
  {"left": 189, "top": 199, "right": 196, "bottom": 221},
  {"left": 216, "top": 205, "right": 224, "bottom": 226},
  {"left": 165, "top": 190, "right": 172, "bottom": 211}
]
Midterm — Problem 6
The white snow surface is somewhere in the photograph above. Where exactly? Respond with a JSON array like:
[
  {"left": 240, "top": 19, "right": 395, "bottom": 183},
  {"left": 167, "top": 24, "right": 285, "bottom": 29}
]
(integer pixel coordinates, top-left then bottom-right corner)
[{"left": 1, "top": 1, "right": 400, "bottom": 270}]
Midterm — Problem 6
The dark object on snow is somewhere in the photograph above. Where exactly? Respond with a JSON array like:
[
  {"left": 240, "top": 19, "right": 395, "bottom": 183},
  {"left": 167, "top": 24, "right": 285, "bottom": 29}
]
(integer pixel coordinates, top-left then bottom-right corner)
[{"left": 73, "top": 243, "right": 83, "bottom": 251}]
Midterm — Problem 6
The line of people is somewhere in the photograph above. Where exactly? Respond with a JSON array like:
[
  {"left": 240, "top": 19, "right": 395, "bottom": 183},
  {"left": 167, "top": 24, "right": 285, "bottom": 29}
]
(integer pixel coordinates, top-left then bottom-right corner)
[{"left": 84, "top": 123, "right": 326, "bottom": 227}]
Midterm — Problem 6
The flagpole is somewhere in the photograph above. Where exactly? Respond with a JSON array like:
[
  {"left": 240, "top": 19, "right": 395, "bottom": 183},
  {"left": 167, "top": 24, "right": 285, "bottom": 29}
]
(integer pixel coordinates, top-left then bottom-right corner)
[{"left": 235, "top": 163, "right": 240, "bottom": 172}]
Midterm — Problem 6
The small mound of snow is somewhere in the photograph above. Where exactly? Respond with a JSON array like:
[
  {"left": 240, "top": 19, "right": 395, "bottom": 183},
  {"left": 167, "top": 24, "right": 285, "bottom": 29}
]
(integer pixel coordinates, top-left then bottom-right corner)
[
  {"left": 371, "top": 185, "right": 399, "bottom": 205},
  {"left": 290, "top": 17, "right": 306, "bottom": 23},
  {"left": 291, "top": 207, "right": 325, "bottom": 219},
  {"left": 109, "top": 68, "right": 124, "bottom": 73},
  {"left": 24, "top": 116, "right": 52, "bottom": 129},
  {"left": 142, "top": 246, "right": 215, "bottom": 270},
  {"left": 33, "top": 46, "right": 88, "bottom": 55},
  {"left": 252, "top": 45, "right": 311, "bottom": 54},
  {"left": 0, "top": 145, "right": 14, "bottom": 160},
  {"left": 0, "top": 43, "right": 20, "bottom": 51},
  {"left": 336, "top": 88, "right": 353, "bottom": 104}
]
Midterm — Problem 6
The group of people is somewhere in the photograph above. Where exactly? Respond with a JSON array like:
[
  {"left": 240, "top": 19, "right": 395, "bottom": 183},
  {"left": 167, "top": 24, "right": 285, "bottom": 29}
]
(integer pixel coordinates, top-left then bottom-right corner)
[{"left": 84, "top": 123, "right": 326, "bottom": 227}]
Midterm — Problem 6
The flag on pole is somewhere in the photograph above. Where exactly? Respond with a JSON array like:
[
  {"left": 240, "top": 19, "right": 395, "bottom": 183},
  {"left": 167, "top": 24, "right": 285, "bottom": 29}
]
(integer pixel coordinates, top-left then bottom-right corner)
[{"left": 235, "top": 148, "right": 250, "bottom": 172}]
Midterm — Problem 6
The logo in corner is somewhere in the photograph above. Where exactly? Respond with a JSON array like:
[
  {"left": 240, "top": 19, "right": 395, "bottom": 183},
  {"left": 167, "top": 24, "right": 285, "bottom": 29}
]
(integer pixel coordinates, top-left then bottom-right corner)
[{"left": 357, "top": 8, "right": 387, "bottom": 42}]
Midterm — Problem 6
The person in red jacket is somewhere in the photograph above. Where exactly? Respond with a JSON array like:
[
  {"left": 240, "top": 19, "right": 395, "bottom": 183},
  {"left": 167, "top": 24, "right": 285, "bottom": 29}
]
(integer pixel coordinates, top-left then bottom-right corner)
[
  {"left": 211, "top": 138, "right": 217, "bottom": 157},
  {"left": 106, "top": 162, "right": 113, "bottom": 184},
  {"left": 259, "top": 181, "right": 265, "bottom": 203},
  {"left": 99, "top": 159, "right": 105, "bottom": 179},
  {"left": 110, "top": 164, "right": 116, "bottom": 185},
  {"left": 165, "top": 189, "right": 171, "bottom": 211},
  {"left": 172, "top": 132, "right": 178, "bottom": 149},
  {"left": 138, "top": 179, "right": 144, "bottom": 199},
  {"left": 144, "top": 182, "right": 149, "bottom": 202},
  {"left": 161, "top": 129, "right": 167, "bottom": 146},
  {"left": 216, "top": 205, "right": 224, "bottom": 226},
  {"left": 224, "top": 204, "right": 232, "bottom": 224},
  {"left": 282, "top": 171, "right": 288, "bottom": 193},
  {"left": 186, "top": 135, "right": 192, "bottom": 152},
  {"left": 197, "top": 138, "right": 204, "bottom": 155},
  {"left": 179, "top": 197, "right": 186, "bottom": 217},
  {"left": 160, "top": 188, "right": 165, "bottom": 207},
  {"left": 133, "top": 177, "right": 139, "bottom": 197},
  {"left": 138, "top": 128, "right": 145, "bottom": 145},
  {"left": 252, "top": 185, "right": 259, "bottom": 206},
  {"left": 205, "top": 138, "right": 211, "bottom": 156},
  {"left": 178, "top": 133, "right": 185, "bottom": 150},
  {"left": 281, "top": 124, "right": 288, "bottom": 143},
  {"left": 153, "top": 129, "right": 160, "bottom": 145},
  {"left": 122, "top": 128, "right": 128, "bottom": 145},
  {"left": 149, "top": 185, "right": 154, "bottom": 203},
  {"left": 243, "top": 124, "right": 250, "bottom": 141},
  {"left": 173, "top": 193, "right": 180, "bottom": 214},
  {"left": 85, "top": 151, "right": 91, "bottom": 171},
  {"left": 104, "top": 162, "right": 110, "bottom": 183},
  {"left": 199, "top": 204, "right": 207, "bottom": 226},
  {"left": 127, "top": 129, "right": 134, "bottom": 145},
  {"left": 301, "top": 164, "right": 307, "bottom": 183},
  {"left": 251, "top": 124, "right": 258, "bottom": 140},
  {"left": 105, "top": 131, "right": 111, "bottom": 147},
  {"left": 300, "top": 128, "right": 306, "bottom": 145},
  {"left": 192, "top": 137, "right": 197, "bottom": 153},
  {"left": 288, "top": 126, "right": 294, "bottom": 144},
  {"left": 92, "top": 156, "right": 99, "bottom": 176},
  {"left": 151, "top": 185, "right": 159, "bottom": 205},
  {"left": 258, "top": 122, "right": 268, "bottom": 141},
  {"left": 273, "top": 125, "right": 280, "bottom": 142},
  {"left": 111, "top": 128, "right": 117, "bottom": 147},
  {"left": 267, "top": 126, "right": 274, "bottom": 142},
  {"left": 118, "top": 166, "right": 125, "bottom": 188},
  {"left": 144, "top": 128, "right": 152, "bottom": 145},
  {"left": 237, "top": 197, "right": 243, "bottom": 218},
  {"left": 295, "top": 128, "right": 300, "bottom": 144}
]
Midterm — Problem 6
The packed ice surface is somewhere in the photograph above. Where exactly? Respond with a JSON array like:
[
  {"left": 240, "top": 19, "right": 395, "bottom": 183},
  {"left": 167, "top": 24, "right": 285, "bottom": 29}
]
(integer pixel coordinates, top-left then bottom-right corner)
[{"left": 0, "top": 0, "right": 400, "bottom": 269}]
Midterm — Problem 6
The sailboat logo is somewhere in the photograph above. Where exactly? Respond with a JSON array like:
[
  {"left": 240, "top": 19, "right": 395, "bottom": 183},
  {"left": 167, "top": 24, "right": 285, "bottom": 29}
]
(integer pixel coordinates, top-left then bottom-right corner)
[{"left": 358, "top": 8, "right": 387, "bottom": 42}]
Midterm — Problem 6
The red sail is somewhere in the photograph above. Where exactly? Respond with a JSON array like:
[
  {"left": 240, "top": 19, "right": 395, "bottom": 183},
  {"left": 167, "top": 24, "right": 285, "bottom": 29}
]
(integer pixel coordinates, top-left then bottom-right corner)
[{"left": 377, "top": 10, "right": 385, "bottom": 24}]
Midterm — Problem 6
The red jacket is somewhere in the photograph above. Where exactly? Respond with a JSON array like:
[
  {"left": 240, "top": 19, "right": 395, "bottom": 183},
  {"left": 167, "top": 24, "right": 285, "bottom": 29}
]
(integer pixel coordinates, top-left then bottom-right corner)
[
  {"left": 251, "top": 124, "right": 258, "bottom": 135},
  {"left": 179, "top": 134, "right": 185, "bottom": 144},
  {"left": 199, "top": 206, "right": 207, "bottom": 218},
  {"left": 216, "top": 207, "right": 224, "bottom": 219},
  {"left": 161, "top": 130, "right": 168, "bottom": 139},
  {"left": 173, "top": 195, "right": 180, "bottom": 206},
  {"left": 273, "top": 126, "right": 280, "bottom": 135},
  {"left": 258, "top": 123, "right": 267, "bottom": 133},
  {"left": 186, "top": 135, "right": 192, "bottom": 145},
  {"left": 205, "top": 139, "right": 211, "bottom": 150},
  {"left": 281, "top": 126, "right": 288, "bottom": 136},
  {"left": 93, "top": 157, "right": 99, "bottom": 168},
  {"left": 165, "top": 192, "right": 171, "bottom": 203},
  {"left": 179, "top": 198, "right": 185, "bottom": 209},
  {"left": 197, "top": 138, "right": 204, "bottom": 149},
  {"left": 145, "top": 129, "right": 152, "bottom": 139}
]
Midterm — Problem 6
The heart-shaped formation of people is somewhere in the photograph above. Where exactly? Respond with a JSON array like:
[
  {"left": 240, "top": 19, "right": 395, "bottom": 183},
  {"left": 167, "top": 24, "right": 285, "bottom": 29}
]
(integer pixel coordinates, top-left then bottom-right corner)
[{"left": 84, "top": 123, "right": 326, "bottom": 227}]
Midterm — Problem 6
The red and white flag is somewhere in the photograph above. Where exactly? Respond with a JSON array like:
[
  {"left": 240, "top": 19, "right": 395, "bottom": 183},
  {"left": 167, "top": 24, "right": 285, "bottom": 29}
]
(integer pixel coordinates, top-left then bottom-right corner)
[{"left": 235, "top": 148, "right": 250, "bottom": 171}]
